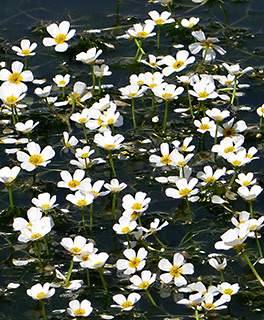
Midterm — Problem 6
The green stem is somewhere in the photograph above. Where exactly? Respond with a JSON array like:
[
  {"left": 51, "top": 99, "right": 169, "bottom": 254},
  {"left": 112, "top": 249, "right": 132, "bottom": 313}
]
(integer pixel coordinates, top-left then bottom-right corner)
[
  {"left": 145, "top": 288, "right": 157, "bottom": 307},
  {"left": 24, "top": 56, "right": 28, "bottom": 70},
  {"left": 230, "top": 76, "right": 238, "bottom": 106},
  {"left": 186, "top": 197, "right": 193, "bottom": 222},
  {"left": 214, "top": 121, "right": 219, "bottom": 145},
  {"left": 255, "top": 235, "right": 263, "bottom": 259},
  {"left": 81, "top": 206, "right": 87, "bottom": 231},
  {"left": 8, "top": 185, "right": 14, "bottom": 213},
  {"left": 43, "top": 237, "right": 50, "bottom": 256},
  {"left": 157, "top": 26, "right": 161, "bottom": 54},
  {"left": 131, "top": 98, "right": 137, "bottom": 130},
  {"left": 126, "top": 233, "right": 131, "bottom": 249},
  {"left": 187, "top": 85, "right": 194, "bottom": 118},
  {"left": 229, "top": 167, "right": 238, "bottom": 188},
  {"left": 98, "top": 77, "right": 102, "bottom": 95},
  {"left": 153, "top": 233, "right": 166, "bottom": 247},
  {"left": 87, "top": 268, "right": 90, "bottom": 287},
  {"left": 65, "top": 258, "right": 75, "bottom": 285},
  {"left": 195, "top": 308, "right": 200, "bottom": 320},
  {"left": 61, "top": 87, "right": 65, "bottom": 99},
  {"left": 91, "top": 63, "right": 96, "bottom": 90},
  {"left": 36, "top": 241, "right": 43, "bottom": 268},
  {"left": 41, "top": 300, "right": 47, "bottom": 320},
  {"left": 249, "top": 201, "right": 254, "bottom": 219},
  {"left": 90, "top": 202, "right": 94, "bottom": 232},
  {"left": 259, "top": 116, "right": 263, "bottom": 130},
  {"left": 82, "top": 123, "right": 89, "bottom": 144},
  {"left": 111, "top": 193, "right": 117, "bottom": 220},
  {"left": 163, "top": 100, "right": 169, "bottom": 133},
  {"left": 151, "top": 92, "right": 156, "bottom": 113},
  {"left": 219, "top": 269, "right": 225, "bottom": 282},
  {"left": 108, "top": 150, "right": 117, "bottom": 177},
  {"left": 70, "top": 97, "right": 76, "bottom": 116},
  {"left": 98, "top": 268, "right": 108, "bottom": 293},
  {"left": 241, "top": 250, "right": 264, "bottom": 287}
]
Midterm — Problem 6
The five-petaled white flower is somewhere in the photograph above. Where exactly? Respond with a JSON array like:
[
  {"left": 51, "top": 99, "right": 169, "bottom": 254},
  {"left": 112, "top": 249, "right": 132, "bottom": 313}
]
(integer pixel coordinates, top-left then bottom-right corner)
[
  {"left": 27, "top": 282, "right": 55, "bottom": 300},
  {"left": 116, "top": 247, "right": 148, "bottom": 275},
  {"left": 43, "top": 21, "right": 76, "bottom": 52},
  {"left": 67, "top": 299, "right": 93, "bottom": 317}
]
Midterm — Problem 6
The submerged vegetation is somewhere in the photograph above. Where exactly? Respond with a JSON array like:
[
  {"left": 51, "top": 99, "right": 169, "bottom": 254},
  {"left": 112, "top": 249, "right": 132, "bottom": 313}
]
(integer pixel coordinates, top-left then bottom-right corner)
[{"left": 0, "top": 0, "right": 264, "bottom": 319}]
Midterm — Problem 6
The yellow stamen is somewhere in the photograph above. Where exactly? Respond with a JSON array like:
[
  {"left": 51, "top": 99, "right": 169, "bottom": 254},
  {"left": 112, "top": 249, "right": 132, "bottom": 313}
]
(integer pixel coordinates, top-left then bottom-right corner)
[
  {"left": 9, "top": 72, "right": 23, "bottom": 84},
  {"left": 54, "top": 33, "right": 67, "bottom": 44},
  {"left": 160, "top": 155, "right": 171, "bottom": 165},
  {"left": 169, "top": 265, "right": 183, "bottom": 277},
  {"left": 178, "top": 188, "right": 191, "bottom": 197},
  {"left": 29, "top": 155, "right": 44, "bottom": 166},
  {"left": 173, "top": 61, "right": 184, "bottom": 70},
  {"left": 68, "top": 180, "right": 80, "bottom": 188},
  {"left": 128, "top": 257, "right": 141, "bottom": 269}
]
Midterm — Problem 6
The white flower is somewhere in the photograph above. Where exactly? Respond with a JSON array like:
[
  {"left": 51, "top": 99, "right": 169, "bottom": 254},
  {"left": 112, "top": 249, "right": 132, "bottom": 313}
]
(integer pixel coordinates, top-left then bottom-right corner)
[
  {"left": 34, "top": 85, "right": 52, "bottom": 98},
  {"left": 15, "top": 120, "right": 39, "bottom": 134},
  {"left": 76, "top": 47, "right": 102, "bottom": 64},
  {"left": 113, "top": 216, "right": 138, "bottom": 235},
  {"left": 189, "top": 31, "right": 226, "bottom": 62},
  {"left": 53, "top": 74, "right": 70, "bottom": 87},
  {"left": 0, "top": 83, "right": 26, "bottom": 105},
  {"left": 80, "top": 252, "right": 109, "bottom": 269},
  {"left": 196, "top": 165, "right": 226, "bottom": 185},
  {"left": 127, "top": 23, "right": 156, "bottom": 39},
  {"left": 93, "top": 64, "right": 112, "bottom": 77},
  {"left": 104, "top": 179, "right": 127, "bottom": 193},
  {"left": 217, "top": 282, "right": 239, "bottom": 301},
  {"left": 57, "top": 169, "right": 85, "bottom": 191},
  {"left": 67, "top": 299, "right": 93, "bottom": 317},
  {"left": 158, "top": 50, "right": 195, "bottom": 76},
  {"left": 12, "top": 39, "right": 37, "bottom": 56},
  {"left": 206, "top": 107, "right": 230, "bottom": 122},
  {"left": 152, "top": 83, "right": 184, "bottom": 100},
  {"left": 222, "top": 62, "right": 253, "bottom": 77},
  {"left": 208, "top": 254, "right": 227, "bottom": 271},
  {"left": 111, "top": 292, "right": 141, "bottom": 311},
  {"left": 16, "top": 141, "right": 55, "bottom": 172},
  {"left": 43, "top": 21, "right": 76, "bottom": 52},
  {"left": 172, "top": 137, "right": 195, "bottom": 153},
  {"left": 0, "top": 61, "right": 33, "bottom": 90},
  {"left": 149, "top": 143, "right": 178, "bottom": 167},
  {"left": 202, "top": 293, "right": 229, "bottom": 311},
  {"left": 63, "top": 131, "right": 79, "bottom": 147},
  {"left": 237, "top": 185, "right": 263, "bottom": 201},
  {"left": 0, "top": 166, "right": 20, "bottom": 185},
  {"left": 119, "top": 84, "right": 148, "bottom": 99},
  {"left": 215, "top": 227, "right": 249, "bottom": 251},
  {"left": 94, "top": 130, "right": 124, "bottom": 151},
  {"left": 18, "top": 219, "right": 54, "bottom": 243},
  {"left": 145, "top": 10, "right": 175, "bottom": 26},
  {"left": 165, "top": 178, "right": 199, "bottom": 202},
  {"left": 158, "top": 253, "right": 194, "bottom": 287},
  {"left": 122, "top": 191, "right": 151, "bottom": 214},
  {"left": 194, "top": 116, "right": 216, "bottom": 134},
  {"left": 181, "top": 17, "right": 200, "bottom": 28},
  {"left": 188, "top": 75, "right": 218, "bottom": 100},
  {"left": 66, "top": 190, "right": 94, "bottom": 208},
  {"left": 116, "top": 247, "right": 148, "bottom": 275},
  {"left": 31, "top": 192, "right": 58, "bottom": 211},
  {"left": 129, "top": 270, "right": 157, "bottom": 290},
  {"left": 60, "top": 235, "right": 89, "bottom": 255},
  {"left": 27, "top": 282, "right": 55, "bottom": 300}
]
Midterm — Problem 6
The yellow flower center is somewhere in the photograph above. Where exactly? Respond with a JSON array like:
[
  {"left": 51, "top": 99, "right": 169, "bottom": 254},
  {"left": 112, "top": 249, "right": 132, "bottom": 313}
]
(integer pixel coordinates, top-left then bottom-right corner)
[
  {"left": 6, "top": 95, "right": 18, "bottom": 104},
  {"left": 224, "top": 146, "right": 235, "bottom": 153},
  {"left": 137, "top": 80, "right": 144, "bottom": 85},
  {"left": 128, "top": 257, "right": 141, "bottom": 269},
  {"left": 214, "top": 115, "right": 223, "bottom": 121},
  {"left": 65, "top": 142, "right": 72, "bottom": 147},
  {"left": 223, "top": 288, "right": 233, "bottom": 295},
  {"left": 78, "top": 118, "right": 87, "bottom": 124},
  {"left": 80, "top": 152, "right": 89, "bottom": 158},
  {"left": 132, "top": 203, "right": 142, "bottom": 210},
  {"left": 169, "top": 265, "right": 183, "bottom": 277},
  {"left": 178, "top": 188, "right": 191, "bottom": 197},
  {"left": 70, "top": 247, "right": 82, "bottom": 254},
  {"left": 160, "top": 155, "right": 171, "bottom": 165},
  {"left": 225, "top": 80, "right": 233, "bottom": 85},
  {"left": 200, "top": 39, "right": 214, "bottom": 49},
  {"left": 205, "top": 177, "right": 216, "bottom": 183},
  {"left": 260, "top": 107, "right": 264, "bottom": 114},
  {"left": 54, "top": 33, "right": 67, "bottom": 44},
  {"left": 137, "top": 31, "right": 149, "bottom": 38},
  {"left": 36, "top": 292, "right": 46, "bottom": 299},
  {"left": 177, "top": 161, "right": 185, "bottom": 167},
  {"left": 107, "top": 118, "right": 115, "bottom": 125},
  {"left": 149, "top": 62, "right": 157, "bottom": 67},
  {"left": 29, "top": 155, "right": 44, "bottom": 166},
  {"left": 246, "top": 153, "right": 252, "bottom": 159},
  {"left": 41, "top": 204, "right": 51, "bottom": 209},
  {"left": 173, "top": 61, "right": 184, "bottom": 69},
  {"left": 74, "top": 308, "right": 86, "bottom": 316},
  {"left": 104, "top": 144, "right": 116, "bottom": 149},
  {"left": 9, "top": 72, "right": 23, "bottom": 84},
  {"left": 198, "top": 91, "right": 209, "bottom": 99},
  {"left": 222, "top": 126, "right": 235, "bottom": 138},
  {"left": 121, "top": 301, "right": 133, "bottom": 309},
  {"left": 232, "top": 160, "right": 242, "bottom": 166},
  {"left": 77, "top": 199, "right": 88, "bottom": 207},
  {"left": 81, "top": 254, "right": 90, "bottom": 261},
  {"left": 130, "top": 212, "right": 138, "bottom": 220},
  {"left": 154, "top": 18, "right": 165, "bottom": 25},
  {"left": 58, "top": 80, "right": 66, "bottom": 86},
  {"left": 149, "top": 83, "right": 157, "bottom": 88},
  {"left": 189, "top": 23, "right": 195, "bottom": 27},
  {"left": 139, "top": 281, "right": 150, "bottom": 289},
  {"left": 68, "top": 180, "right": 80, "bottom": 188},
  {"left": 21, "top": 49, "right": 31, "bottom": 55},
  {"left": 162, "top": 93, "right": 173, "bottom": 100},
  {"left": 128, "top": 92, "right": 139, "bottom": 97},
  {"left": 31, "top": 233, "right": 42, "bottom": 239},
  {"left": 121, "top": 226, "right": 131, "bottom": 234},
  {"left": 243, "top": 181, "right": 250, "bottom": 186},
  {"left": 203, "top": 303, "right": 216, "bottom": 310},
  {"left": 200, "top": 123, "right": 210, "bottom": 130}
]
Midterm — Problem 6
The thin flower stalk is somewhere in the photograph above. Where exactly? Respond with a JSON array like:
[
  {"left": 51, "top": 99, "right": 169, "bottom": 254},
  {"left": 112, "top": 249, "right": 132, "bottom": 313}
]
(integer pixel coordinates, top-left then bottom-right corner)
[
  {"left": 98, "top": 268, "right": 109, "bottom": 294},
  {"left": 163, "top": 100, "right": 169, "bottom": 133},
  {"left": 108, "top": 150, "right": 117, "bottom": 177},
  {"left": 145, "top": 288, "right": 157, "bottom": 307},
  {"left": 241, "top": 250, "right": 264, "bottom": 287},
  {"left": 65, "top": 257, "right": 75, "bottom": 285},
  {"left": 41, "top": 300, "right": 48, "bottom": 320},
  {"left": 8, "top": 185, "right": 14, "bottom": 212}
]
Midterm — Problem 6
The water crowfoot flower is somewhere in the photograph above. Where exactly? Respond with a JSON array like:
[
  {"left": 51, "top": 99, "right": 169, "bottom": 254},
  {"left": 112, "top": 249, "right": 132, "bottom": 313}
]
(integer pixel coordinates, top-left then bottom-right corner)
[
  {"left": 116, "top": 247, "right": 148, "bottom": 275},
  {"left": 43, "top": 21, "right": 76, "bottom": 52},
  {"left": 67, "top": 299, "right": 93, "bottom": 317},
  {"left": 111, "top": 292, "right": 141, "bottom": 311},
  {"left": 158, "top": 252, "right": 194, "bottom": 287}
]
